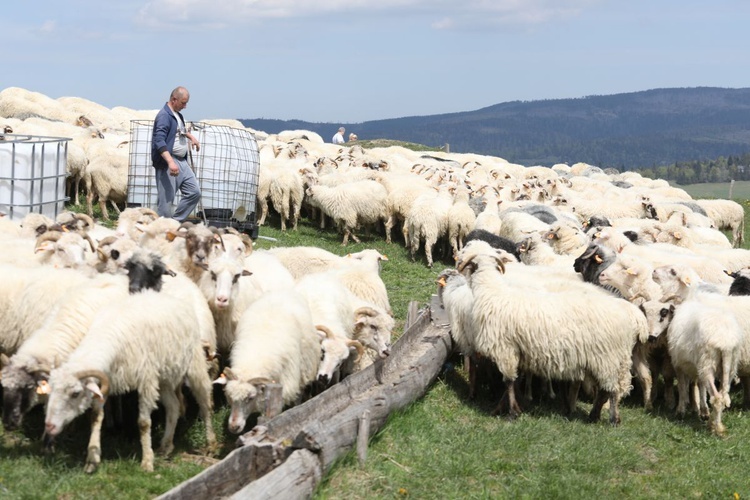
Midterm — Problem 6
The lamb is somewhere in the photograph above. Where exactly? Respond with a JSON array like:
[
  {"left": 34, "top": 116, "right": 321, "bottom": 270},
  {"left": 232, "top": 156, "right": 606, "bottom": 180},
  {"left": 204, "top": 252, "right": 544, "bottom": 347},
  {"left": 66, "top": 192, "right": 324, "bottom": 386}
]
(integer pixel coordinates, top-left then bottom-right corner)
[
  {"left": 456, "top": 249, "right": 648, "bottom": 424},
  {"left": 640, "top": 298, "right": 743, "bottom": 435},
  {"left": 43, "top": 289, "right": 217, "bottom": 472},
  {"left": 305, "top": 180, "right": 389, "bottom": 246},
  {"left": 214, "top": 289, "right": 321, "bottom": 433}
]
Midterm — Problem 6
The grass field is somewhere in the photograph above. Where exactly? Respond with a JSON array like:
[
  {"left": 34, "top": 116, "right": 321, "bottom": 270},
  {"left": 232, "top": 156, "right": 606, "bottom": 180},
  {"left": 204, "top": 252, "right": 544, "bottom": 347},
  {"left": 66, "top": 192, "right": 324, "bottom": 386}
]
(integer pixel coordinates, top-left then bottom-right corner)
[{"left": 2, "top": 187, "right": 750, "bottom": 499}]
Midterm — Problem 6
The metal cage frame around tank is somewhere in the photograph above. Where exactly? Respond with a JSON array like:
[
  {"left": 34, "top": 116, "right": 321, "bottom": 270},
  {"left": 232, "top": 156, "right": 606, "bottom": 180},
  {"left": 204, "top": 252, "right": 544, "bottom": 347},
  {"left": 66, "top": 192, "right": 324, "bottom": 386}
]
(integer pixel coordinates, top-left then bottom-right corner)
[
  {"left": 127, "top": 120, "right": 261, "bottom": 238},
  {"left": 0, "top": 133, "right": 69, "bottom": 221}
]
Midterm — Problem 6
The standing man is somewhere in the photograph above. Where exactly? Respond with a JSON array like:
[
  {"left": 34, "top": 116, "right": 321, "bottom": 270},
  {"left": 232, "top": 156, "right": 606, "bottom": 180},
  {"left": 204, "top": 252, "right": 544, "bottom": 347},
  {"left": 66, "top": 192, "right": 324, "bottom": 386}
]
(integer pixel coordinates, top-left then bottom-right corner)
[
  {"left": 332, "top": 126, "right": 345, "bottom": 145},
  {"left": 151, "top": 86, "right": 201, "bottom": 221}
]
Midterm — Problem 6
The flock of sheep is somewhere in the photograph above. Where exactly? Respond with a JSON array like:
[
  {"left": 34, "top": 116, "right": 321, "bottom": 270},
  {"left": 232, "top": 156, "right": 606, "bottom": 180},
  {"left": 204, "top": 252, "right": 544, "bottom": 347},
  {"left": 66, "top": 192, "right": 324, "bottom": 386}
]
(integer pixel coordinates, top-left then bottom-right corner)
[{"left": 2, "top": 86, "right": 750, "bottom": 478}]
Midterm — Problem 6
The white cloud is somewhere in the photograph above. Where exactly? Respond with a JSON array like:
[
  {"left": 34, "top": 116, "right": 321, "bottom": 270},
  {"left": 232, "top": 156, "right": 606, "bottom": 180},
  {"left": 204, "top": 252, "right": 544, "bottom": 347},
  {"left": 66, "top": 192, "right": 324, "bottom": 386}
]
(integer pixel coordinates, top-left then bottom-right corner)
[
  {"left": 134, "top": 0, "right": 599, "bottom": 30},
  {"left": 39, "top": 20, "right": 57, "bottom": 33}
]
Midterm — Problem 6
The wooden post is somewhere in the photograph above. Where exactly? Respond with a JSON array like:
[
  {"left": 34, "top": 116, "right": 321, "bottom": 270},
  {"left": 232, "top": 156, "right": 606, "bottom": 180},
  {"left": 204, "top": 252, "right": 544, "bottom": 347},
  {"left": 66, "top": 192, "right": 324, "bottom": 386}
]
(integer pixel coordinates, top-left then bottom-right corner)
[
  {"left": 729, "top": 179, "right": 735, "bottom": 199},
  {"left": 357, "top": 409, "right": 371, "bottom": 467},
  {"left": 258, "top": 383, "right": 283, "bottom": 425},
  {"left": 404, "top": 301, "right": 420, "bottom": 331},
  {"left": 444, "top": 143, "right": 450, "bottom": 153}
]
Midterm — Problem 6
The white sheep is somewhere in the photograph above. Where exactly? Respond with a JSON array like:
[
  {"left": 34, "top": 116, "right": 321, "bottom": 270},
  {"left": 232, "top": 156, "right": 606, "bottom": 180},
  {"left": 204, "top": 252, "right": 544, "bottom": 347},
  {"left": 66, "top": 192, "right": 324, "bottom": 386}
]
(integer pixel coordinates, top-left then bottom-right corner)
[
  {"left": 214, "top": 289, "right": 321, "bottom": 433},
  {"left": 294, "top": 272, "right": 365, "bottom": 384},
  {"left": 456, "top": 248, "right": 649, "bottom": 424},
  {"left": 1, "top": 273, "right": 130, "bottom": 430},
  {"left": 694, "top": 199, "right": 745, "bottom": 247},
  {"left": 640, "top": 298, "right": 743, "bottom": 435},
  {"left": 406, "top": 184, "right": 453, "bottom": 267},
  {"left": 306, "top": 179, "right": 389, "bottom": 246},
  {"left": 447, "top": 185, "right": 478, "bottom": 258},
  {"left": 43, "top": 290, "right": 217, "bottom": 473}
]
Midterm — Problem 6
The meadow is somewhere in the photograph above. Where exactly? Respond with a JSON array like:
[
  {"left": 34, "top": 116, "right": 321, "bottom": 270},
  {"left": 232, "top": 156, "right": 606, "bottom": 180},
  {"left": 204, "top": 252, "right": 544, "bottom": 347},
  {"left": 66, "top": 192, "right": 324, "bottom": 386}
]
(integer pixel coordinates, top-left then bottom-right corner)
[{"left": 1, "top": 183, "right": 749, "bottom": 499}]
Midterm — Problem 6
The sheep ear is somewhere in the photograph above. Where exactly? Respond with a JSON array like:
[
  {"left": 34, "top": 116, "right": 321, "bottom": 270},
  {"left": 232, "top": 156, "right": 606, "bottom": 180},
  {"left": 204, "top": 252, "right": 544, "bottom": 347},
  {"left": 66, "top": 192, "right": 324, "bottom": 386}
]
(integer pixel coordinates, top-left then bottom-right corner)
[
  {"left": 86, "top": 381, "right": 105, "bottom": 401},
  {"left": 0, "top": 353, "right": 9, "bottom": 368}
]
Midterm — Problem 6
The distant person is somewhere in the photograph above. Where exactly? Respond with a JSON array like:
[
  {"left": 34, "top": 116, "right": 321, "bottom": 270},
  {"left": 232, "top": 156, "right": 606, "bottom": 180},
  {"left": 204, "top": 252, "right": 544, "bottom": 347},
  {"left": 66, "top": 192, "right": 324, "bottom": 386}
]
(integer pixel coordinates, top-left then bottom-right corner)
[
  {"left": 332, "top": 127, "right": 345, "bottom": 145},
  {"left": 151, "top": 86, "right": 201, "bottom": 222},
  {"left": 349, "top": 133, "right": 358, "bottom": 142}
]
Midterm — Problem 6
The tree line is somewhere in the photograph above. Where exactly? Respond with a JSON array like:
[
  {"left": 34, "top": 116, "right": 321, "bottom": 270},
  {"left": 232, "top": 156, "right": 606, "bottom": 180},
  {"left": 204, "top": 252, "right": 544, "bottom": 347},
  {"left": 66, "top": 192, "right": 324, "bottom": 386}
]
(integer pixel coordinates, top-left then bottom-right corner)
[{"left": 632, "top": 153, "right": 750, "bottom": 185}]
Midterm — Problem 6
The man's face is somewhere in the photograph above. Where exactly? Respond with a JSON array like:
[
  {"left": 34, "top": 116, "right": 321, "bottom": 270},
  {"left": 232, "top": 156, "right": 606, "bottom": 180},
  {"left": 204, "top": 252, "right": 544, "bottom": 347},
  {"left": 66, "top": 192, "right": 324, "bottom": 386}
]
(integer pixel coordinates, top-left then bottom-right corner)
[{"left": 171, "top": 93, "right": 189, "bottom": 112}]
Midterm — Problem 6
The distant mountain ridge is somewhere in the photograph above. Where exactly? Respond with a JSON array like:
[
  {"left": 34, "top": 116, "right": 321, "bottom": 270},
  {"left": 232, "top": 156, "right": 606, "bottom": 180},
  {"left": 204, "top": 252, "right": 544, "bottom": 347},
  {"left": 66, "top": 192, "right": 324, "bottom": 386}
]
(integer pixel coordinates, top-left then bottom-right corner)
[{"left": 240, "top": 87, "right": 750, "bottom": 170}]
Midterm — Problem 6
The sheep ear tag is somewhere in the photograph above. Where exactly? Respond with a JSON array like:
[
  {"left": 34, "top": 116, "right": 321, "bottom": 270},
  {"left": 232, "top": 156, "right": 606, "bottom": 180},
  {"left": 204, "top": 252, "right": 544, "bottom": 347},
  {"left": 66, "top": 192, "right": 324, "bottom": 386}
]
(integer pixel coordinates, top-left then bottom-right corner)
[
  {"left": 36, "top": 380, "right": 51, "bottom": 395},
  {"left": 594, "top": 255, "right": 603, "bottom": 264},
  {"left": 682, "top": 277, "right": 692, "bottom": 287}
]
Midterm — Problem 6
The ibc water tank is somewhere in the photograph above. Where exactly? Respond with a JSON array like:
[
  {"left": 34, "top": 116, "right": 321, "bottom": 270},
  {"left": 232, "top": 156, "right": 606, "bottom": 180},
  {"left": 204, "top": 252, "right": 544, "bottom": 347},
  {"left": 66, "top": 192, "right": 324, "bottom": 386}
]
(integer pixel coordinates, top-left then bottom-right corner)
[{"left": 0, "top": 133, "right": 69, "bottom": 221}]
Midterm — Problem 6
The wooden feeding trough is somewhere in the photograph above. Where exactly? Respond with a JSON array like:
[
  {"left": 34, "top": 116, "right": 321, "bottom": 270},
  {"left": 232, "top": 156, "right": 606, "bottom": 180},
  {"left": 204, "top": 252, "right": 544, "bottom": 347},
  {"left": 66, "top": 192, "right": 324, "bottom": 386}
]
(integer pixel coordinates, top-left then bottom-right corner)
[{"left": 158, "top": 295, "right": 452, "bottom": 499}]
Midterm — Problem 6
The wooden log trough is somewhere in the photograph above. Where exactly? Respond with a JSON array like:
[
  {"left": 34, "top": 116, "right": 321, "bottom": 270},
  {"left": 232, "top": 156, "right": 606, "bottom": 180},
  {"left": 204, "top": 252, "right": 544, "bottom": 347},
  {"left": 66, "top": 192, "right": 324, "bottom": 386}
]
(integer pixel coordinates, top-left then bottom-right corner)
[{"left": 158, "top": 294, "right": 452, "bottom": 499}]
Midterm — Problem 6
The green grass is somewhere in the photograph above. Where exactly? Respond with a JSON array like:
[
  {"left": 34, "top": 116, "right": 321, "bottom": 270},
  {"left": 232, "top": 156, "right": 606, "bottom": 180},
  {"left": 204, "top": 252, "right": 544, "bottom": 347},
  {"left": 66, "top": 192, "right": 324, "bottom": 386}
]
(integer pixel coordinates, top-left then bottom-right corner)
[
  {"left": 4, "top": 194, "right": 750, "bottom": 499},
  {"left": 675, "top": 180, "right": 750, "bottom": 201}
]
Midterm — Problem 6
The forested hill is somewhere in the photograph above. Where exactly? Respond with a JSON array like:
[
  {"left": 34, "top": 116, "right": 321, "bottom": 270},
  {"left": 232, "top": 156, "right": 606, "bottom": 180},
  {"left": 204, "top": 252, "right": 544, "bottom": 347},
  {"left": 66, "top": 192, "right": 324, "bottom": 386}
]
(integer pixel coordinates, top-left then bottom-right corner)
[{"left": 241, "top": 87, "right": 750, "bottom": 170}]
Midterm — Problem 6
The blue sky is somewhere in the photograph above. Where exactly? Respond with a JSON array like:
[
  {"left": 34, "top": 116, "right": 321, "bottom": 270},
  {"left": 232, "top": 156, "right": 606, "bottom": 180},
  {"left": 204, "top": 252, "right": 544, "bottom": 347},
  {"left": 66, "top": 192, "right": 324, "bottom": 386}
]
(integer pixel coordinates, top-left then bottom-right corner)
[{"left": 2, "top": 1, "right": 749, "bottom": 124}]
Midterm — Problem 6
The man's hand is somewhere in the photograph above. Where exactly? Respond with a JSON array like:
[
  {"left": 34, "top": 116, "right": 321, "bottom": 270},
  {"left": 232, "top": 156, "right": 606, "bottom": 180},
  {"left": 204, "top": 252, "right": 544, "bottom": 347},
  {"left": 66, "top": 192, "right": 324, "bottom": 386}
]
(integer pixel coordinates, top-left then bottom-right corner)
[
  {"left": 168, "top": 159, "right": 179, "bottom": 177},
  {"left": 188, "top": 134, "right": 201, "bottom": 152}
]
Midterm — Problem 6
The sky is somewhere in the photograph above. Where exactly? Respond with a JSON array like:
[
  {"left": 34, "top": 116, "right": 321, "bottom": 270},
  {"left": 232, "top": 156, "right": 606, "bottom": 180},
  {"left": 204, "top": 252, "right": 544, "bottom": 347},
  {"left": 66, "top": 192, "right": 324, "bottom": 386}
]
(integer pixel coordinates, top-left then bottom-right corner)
[{"left": 2, "top": 1, "right": 750, "bottom": 124}]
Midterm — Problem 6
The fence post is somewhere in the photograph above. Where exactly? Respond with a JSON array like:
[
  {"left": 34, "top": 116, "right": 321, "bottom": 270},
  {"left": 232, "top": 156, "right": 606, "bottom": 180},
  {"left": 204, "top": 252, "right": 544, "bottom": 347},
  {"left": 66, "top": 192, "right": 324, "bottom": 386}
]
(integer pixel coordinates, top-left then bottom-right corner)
[{"left": 729, "top": 179, "right": 735, "bottom": 199}]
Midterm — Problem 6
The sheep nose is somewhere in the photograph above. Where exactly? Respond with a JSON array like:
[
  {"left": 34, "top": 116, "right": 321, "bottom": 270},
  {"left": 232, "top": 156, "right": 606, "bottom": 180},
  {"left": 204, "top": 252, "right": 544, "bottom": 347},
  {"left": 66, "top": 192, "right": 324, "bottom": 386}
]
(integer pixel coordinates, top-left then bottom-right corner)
[
  {"left": 215, "top": 296, "right": 229, "bottom": 308},
  {"left": 44, "top": 421, "right": 57, "bottom": 436},
  {"left": 317, "top": 374, "right": 330, "bottom": 385},
  {"left": 380, "top": 348, "right": 391, "bottom": 358}
]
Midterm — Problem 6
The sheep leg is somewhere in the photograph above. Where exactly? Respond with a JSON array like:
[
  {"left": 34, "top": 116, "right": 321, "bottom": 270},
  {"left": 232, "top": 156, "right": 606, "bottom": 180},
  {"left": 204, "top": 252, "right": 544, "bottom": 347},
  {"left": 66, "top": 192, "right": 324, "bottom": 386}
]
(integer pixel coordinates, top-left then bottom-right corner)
[
  {"left": 523, "top": 373, "right": 533, "bottom": 403},
  {"left": 341, "top": 228, "right": 351, "bottom": 246},
  {"left": 675, "top": 372, "right": 690, "bottom": 418},
  {"left": 257, "top": 199, "right": 268, "bottom": 225},
  {"left": 466, "top": 354, "right": 478, "bottom": 400},
  {"left": 588, "top": 388, "right": 611, "bottom": 423},
  {"left": 494, "top": 378, "right": 521, "bottom": 420},
  {"left": 84, "top": 403, "right": 106, "bottom": 474},
  {"left": 661, "top": 355, "right": 676, "bottom": 410},
  {"left": 157, "top": 383, "right": 181, "bottom": 457},
  {"left": 74, "top": 175, "right": 81, "bottom": 206},
  {"left": 631, "top": 345, "right": 653, "bottom": 410},
  {"left": 99, "top": 199, "right": 110, "bottom": 221},
  {"left": 86, "top": 190, "right": 95, "bottom": 218},
  {"left": 697, "top": 384, "right": 710, "bottom": 421},
  {"left": 385, "top": 214, "right": 395, "bottom": 244},
  {"left": 565, "top": 381, "right": 581, "bottom": 415},
  {"left": 705, "top": 375, "right": 726, "bottom": 436},
  {"left": 110, "top": 199, "right": 121, "bottom": 215},
  {"left": 607, "top": 392, "right": 621, "bottom": 426},
  {"left": 740, "top": 376, "right": 750, "bottom": 409},
  {"left": 186, "top": 358, "right": 218, "bottom": 453},
  {"left": 137, "top": 397, "right": 157, "bottom": 472}
]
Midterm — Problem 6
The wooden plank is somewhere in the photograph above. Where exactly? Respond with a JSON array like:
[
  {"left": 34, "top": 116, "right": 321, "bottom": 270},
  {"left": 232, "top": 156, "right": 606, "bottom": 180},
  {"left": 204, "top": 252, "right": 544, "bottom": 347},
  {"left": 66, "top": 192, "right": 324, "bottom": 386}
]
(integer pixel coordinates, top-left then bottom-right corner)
[{"left": 229, "top": 449, "right": 321, "bottom": 500}]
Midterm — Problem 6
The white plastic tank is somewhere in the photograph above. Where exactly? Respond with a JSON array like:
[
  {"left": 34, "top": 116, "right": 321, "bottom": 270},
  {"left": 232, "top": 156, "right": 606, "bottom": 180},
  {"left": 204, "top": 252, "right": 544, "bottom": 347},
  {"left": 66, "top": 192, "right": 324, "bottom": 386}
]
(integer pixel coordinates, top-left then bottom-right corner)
[{"left": 0, "top": 134, "right": 68, "bottom": 221}]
